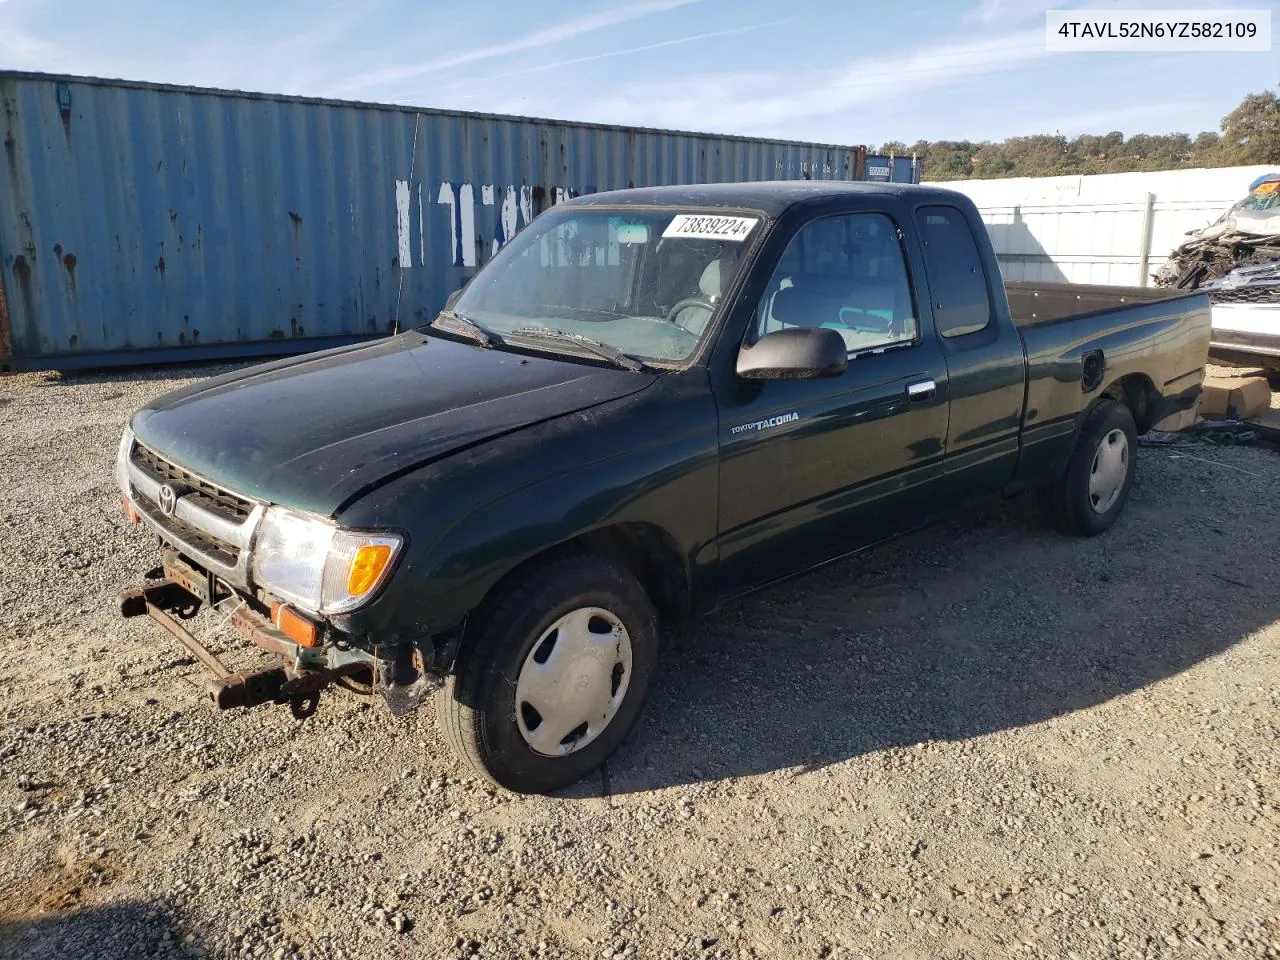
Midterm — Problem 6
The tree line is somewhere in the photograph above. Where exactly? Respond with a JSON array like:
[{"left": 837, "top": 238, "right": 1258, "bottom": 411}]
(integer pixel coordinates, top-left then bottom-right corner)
[{"left": 886, "top": 88, "right": 1279, "bottom": 181}]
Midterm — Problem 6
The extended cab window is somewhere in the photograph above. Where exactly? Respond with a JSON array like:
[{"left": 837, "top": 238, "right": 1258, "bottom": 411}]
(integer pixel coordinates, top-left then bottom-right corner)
[
  {"left": 755, "top": 212, "right": 918, "bottom": 354},
  {"left": 915, "top": 205, "right": 992, "bottom": 338}
]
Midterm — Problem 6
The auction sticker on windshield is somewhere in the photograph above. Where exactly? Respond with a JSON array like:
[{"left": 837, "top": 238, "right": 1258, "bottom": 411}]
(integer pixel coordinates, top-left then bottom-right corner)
[{"left": 662, "top": 214, "right": 759, "bottom": 241}]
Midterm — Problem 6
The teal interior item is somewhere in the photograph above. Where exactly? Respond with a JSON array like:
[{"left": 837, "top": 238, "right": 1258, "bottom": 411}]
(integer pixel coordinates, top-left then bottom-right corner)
[{"left": 837, "top": 306, "right": 894, "bottom": 332}]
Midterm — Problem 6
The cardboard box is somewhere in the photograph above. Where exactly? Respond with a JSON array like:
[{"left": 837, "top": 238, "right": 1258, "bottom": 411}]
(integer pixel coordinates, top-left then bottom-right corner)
[
  {"left": 1198, "top": 374, "right": 1273, "bottom": 420},
  {"left": 1153, "top": 396, "right": 1201, "bottom": 432}
]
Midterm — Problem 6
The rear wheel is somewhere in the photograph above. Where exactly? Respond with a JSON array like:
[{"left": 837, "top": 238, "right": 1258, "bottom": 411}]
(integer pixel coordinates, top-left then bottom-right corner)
[
  {"left": 435, "top": 550, "right": 659, "bottom": 794},
  {"left": 1039, "top": 399, "right": 1138, "bottom": 537}
]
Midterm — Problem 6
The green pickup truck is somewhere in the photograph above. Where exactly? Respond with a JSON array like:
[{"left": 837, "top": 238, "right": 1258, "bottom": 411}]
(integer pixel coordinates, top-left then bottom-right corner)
[{"left": 116, "top": 181, "right": 1211, "bottom": 793}]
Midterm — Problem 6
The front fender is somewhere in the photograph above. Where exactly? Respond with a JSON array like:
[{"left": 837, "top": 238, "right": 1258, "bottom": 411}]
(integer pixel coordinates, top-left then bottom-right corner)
[{"left": 334, "top": 374, "right": 719, "bottom": 642}]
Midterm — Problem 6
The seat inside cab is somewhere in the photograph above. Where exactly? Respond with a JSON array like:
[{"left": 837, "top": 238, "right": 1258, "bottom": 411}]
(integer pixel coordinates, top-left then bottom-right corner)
[{"left": 758, "top": 213, "right": 918, "bottom": 353}]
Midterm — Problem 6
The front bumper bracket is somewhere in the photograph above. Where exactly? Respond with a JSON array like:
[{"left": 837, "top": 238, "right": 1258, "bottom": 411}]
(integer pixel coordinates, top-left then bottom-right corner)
[{"left": 118, "top": 576, "right": 353, "bottom": 717}]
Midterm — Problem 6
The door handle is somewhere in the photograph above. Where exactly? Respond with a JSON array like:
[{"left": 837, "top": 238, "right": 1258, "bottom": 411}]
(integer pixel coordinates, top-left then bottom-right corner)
[{"left": 906, "top": 379, "right": 936, "bottom": 402}]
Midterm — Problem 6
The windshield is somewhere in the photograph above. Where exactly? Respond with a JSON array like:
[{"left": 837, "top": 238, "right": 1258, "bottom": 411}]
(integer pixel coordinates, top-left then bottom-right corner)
[
  {"left": 443, "top": 207, "right": 762, "bottom": 364},
  {"left": 1237, "top": 178, "right": 1280, "bottom": 212}
]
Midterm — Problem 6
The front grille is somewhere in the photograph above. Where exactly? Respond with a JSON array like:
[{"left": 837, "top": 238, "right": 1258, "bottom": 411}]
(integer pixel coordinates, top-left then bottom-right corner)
[
  {"left": 133, "top": 497, "right": 239, "bottom": 567},
  {"left": 131, "top": 443, "right": 255, "bottom": 523},
  {"left": 126, "top": 440, "right": 258, "bottom": 574}
]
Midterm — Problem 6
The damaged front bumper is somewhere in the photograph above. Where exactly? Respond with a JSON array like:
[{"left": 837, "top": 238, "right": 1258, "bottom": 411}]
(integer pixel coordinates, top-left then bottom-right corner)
[{"left": 118, "top": 551, "right": 443, "bottom": 719}]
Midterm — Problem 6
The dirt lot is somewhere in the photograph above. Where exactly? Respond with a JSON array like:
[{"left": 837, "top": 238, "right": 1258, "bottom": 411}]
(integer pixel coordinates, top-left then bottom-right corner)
[{"left": 1, "top": 363, "right": 1278, "bottom": 960}]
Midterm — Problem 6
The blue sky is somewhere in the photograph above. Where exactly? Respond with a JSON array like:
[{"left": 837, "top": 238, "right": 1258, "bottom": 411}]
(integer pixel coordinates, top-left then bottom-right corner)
[{"left": 0, "top": 0, "right": 1276, "bottom": 146}]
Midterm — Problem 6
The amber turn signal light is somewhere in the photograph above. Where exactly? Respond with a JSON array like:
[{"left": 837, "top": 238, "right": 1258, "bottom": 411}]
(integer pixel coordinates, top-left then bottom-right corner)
[
  {"left": 347, "top": 543, "right": 394, "bottom": 597},
  {"left": 271, "top": 603, "right": 319, "bottom": 648},
  {"left": 122, "top": 497, "right": 140, "bottom": 524}
]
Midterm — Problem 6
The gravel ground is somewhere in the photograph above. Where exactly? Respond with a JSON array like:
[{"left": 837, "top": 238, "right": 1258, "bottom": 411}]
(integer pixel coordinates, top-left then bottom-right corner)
[{"left": 1, "top": 363, "right": 1278, "bottom": 960}]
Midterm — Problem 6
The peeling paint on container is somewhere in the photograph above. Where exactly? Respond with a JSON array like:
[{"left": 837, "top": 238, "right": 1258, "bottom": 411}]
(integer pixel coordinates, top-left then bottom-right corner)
[
  {"left": 0, "top": 71, "right": 865, "bottom": 371},
  {"left": 0, "top": 257, "right": 12, "bottom": 372}
]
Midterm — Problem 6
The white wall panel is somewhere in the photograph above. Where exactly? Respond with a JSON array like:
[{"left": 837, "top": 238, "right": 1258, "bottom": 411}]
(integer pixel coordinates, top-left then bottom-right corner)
[{"left": 935, "top": 166, "right": 1277, "bottom": 286}]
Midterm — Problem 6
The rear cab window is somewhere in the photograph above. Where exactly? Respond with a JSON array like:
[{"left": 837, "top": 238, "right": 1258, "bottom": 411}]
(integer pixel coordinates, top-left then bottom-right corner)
[{"left": 914, "top": 205, "right": 993, "bottom": 338}]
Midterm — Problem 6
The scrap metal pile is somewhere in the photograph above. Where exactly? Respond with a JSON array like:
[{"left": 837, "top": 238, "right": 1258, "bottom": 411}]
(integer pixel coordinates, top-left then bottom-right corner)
[{"left": 1155, "top": 173, "right": 1280, "bottom": 302}]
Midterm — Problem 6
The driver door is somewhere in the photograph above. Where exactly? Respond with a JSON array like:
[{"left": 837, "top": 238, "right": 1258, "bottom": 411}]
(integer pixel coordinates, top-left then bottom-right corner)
[{"left": 713, "top": 210, "right": 951, "bottom": 596}]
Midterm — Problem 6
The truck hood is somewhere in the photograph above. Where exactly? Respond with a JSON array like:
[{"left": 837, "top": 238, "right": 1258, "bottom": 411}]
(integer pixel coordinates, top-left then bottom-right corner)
[{"left": 130, "top": 331, "right": 656, "bottom": 515}]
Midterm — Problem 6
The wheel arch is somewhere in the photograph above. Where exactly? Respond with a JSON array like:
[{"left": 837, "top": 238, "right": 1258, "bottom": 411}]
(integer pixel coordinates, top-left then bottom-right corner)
[
  {"left": 462, "top": 521, "right": 692, "bottom": 632},
  {"left": 573, "top": 522, "right": 692, "bottom": 622},
  {"left": 1097, "top": 372, "right": 1160, "bottom": 433}
]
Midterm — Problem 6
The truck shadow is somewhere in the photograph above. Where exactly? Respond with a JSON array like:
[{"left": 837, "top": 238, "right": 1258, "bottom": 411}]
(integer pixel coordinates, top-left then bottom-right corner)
[
  {"left": 603, "top": 476, "right": 1280, "bottom": 794},
  {"left": 0, "top": 901, "right": 196, "bottom": 960},
  {"left": 982, "top": 207, "right": 1073, "bottom": 284}
]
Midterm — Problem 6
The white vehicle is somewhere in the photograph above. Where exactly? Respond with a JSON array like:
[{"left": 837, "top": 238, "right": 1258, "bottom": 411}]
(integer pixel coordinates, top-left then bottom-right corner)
[
  {"left": 1159, "top": 173, "right": 1280, "bottom": 373},
  {"left": 1206, "top": 260, "right": 1280, "bottom": 373}
]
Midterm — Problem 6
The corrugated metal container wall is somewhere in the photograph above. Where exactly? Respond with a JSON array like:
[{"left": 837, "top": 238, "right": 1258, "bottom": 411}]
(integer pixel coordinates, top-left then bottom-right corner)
[{"left": 0, "top": 72, "right": 865, "bottom": 371}]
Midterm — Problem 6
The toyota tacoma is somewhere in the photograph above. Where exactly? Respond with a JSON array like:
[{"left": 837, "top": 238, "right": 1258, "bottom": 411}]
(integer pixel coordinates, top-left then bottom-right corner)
[{"left": 116, "top": 181, "right": 1212, "bottom": 793}]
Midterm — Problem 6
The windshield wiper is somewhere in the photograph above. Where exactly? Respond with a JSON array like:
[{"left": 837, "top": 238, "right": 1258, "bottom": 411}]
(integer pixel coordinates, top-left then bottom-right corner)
[
  {"left": 430, "top": 310, "right": 494, "bottom": 347},
  {"left": 510, "top": 327, "right": 648, "bottom": 372}
]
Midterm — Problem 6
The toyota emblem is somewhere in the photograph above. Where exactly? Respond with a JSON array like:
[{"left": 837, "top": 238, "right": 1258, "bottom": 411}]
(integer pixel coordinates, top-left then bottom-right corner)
[{"left": 157, "top": 483, "right": 178, "bottom": 517}]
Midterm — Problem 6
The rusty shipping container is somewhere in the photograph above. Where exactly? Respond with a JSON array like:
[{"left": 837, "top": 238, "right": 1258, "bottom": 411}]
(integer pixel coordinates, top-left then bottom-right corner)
[{"left": 0, "top": 71, "right": 866, "bottom": 372}]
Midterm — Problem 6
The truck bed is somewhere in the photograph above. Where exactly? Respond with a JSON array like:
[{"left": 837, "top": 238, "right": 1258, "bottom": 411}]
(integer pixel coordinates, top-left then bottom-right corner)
[
  {"left": 1009, "top": 279, "right": 1211, "bottom": 466},
  {"left": 1004, "top": 281, "right": 1203, "bottom": 329}
]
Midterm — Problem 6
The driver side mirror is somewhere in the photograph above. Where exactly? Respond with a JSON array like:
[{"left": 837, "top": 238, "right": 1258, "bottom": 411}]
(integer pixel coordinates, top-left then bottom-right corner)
[{"left": 736, "top": 327, "right": 848, "bottom": 380}]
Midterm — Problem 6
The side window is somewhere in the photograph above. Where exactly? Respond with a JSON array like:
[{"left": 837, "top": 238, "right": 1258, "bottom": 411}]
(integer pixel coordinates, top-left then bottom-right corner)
[
  {"left": 755, "top": 212, "right": 919, "bottom": 355},
  {"left": 915, "top": 205, "right": 992, "bottom": 338}
]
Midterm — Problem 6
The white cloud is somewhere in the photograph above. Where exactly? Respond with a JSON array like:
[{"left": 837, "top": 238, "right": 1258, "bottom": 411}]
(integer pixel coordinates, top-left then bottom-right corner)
[
  {"left": 964, "top": 0, "right": 1050, "bottom": 26},
  {"left": 331, "top": 0, "right": 704, "bottom": 96},
  {"left": 0, "top": 0, "right": 52, "bottom": 66},
  {"left": 1025, "top": 100, "right": 1206, "bottom": 136},
  {"left": 232, "top": 1, "right": 403, "bottom": 95},
  {"left": 388, "top": 20, "right": 789, "bottom": 104},
  {"left": 0, "top": 22, "right": 58, "bottom": 68},
  {"left": 964, "top": 0, "right": 1233, "bottom": 27},
  {"left": 562, "top": 28, "right": 1058, "bottom": 137}
]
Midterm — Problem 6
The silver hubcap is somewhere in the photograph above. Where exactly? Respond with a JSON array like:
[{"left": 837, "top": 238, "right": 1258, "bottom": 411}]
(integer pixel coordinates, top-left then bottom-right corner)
[
  {"left": 514, "top": 607, "right": 632, "bottom": 757},
  {"left": 1088, "top": 428, "right": 1129, "bottom": 514}
]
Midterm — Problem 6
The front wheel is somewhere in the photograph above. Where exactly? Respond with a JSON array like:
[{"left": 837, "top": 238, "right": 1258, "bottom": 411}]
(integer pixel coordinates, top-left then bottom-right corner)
[
  {"left": 1039, "top": 399, "right": 1138, "bottom": 537},
  {"left": 435, "top": 551, "right": 659, "bottom": 794}
]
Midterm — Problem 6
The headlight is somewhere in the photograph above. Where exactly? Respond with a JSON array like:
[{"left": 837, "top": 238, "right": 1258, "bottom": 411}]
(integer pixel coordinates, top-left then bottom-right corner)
[
  {"left": 252, "top": 506, "right": 403, "bottom": 615},
  {"left": 116, "top": 425, "right": 135, "bottom": 496}
]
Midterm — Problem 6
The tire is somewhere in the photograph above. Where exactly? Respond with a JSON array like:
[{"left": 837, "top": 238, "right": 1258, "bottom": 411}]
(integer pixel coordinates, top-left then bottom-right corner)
[
  {"left": 1038, "top": 399, "right": 1138, "bottom": 537},
  {"left": 435, "top": 549, "right": 659, "bottom": 794}
]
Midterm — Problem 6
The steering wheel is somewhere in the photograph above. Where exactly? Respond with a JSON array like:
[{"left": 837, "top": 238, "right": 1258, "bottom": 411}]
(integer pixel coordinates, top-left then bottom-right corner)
[{"left": 664, "top": 296, "right": 716, "bottom": 335}]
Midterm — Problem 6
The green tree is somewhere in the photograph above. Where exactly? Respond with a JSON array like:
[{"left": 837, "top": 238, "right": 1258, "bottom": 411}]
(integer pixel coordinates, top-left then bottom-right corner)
[
  {"left": 1002, "top": 135, "right": 1070, "bottom": 175},
  {"left": 1192, "top": 131, "right": 1221, "bottom": 162},
  {"left": 926, "top": 141, "right": 979, "bottom": 179},
  {"left": 1218, "top": 91, "right": 1280, "bottom": 164},
  {"left": 910, "top": 88, "right": 1278, "bottom": 180},
  {"left": 970, "top": 144, "right": 1014, "bottom": 178}
]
